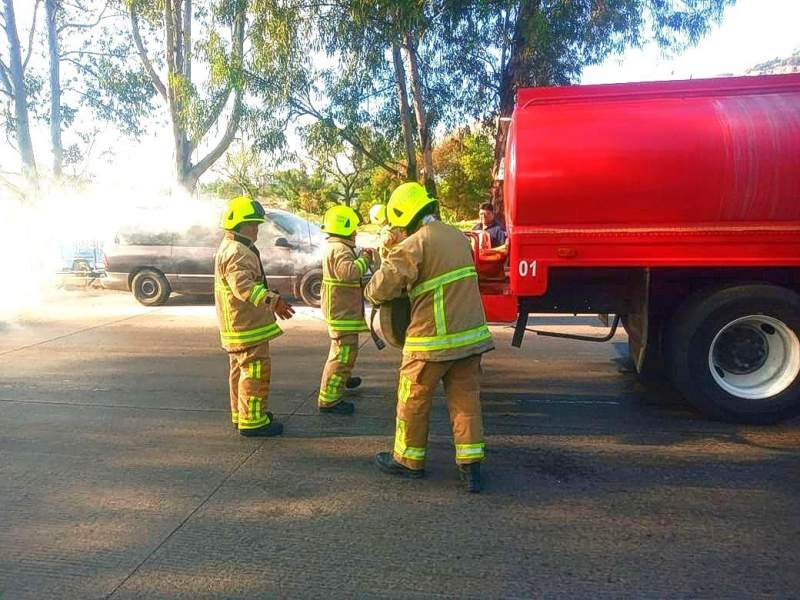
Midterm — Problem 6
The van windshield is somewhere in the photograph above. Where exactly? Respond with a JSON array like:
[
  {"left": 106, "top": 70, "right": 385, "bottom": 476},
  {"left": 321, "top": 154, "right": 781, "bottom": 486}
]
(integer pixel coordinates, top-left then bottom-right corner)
[{"left": 268, "top": 211, "right": 321, "bottom": 242}]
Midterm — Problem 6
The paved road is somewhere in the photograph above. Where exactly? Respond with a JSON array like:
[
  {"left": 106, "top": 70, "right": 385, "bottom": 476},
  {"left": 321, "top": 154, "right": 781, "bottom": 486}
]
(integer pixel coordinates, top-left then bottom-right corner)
[{"left": 1, "top": 291, "right": 799, "bottom": 599}]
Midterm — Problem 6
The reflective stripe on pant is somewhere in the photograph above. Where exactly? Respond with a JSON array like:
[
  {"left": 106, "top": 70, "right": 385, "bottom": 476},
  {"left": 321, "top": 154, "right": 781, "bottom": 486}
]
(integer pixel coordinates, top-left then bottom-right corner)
[
  {"left": 393, "top": 354, "right": 484, "bottom": 469},
  {"left": 318, "top": 334, "right": 359, "bottom": 407},
  {"left": 228, "top": 342, "right": 272, "bottom": 430}
]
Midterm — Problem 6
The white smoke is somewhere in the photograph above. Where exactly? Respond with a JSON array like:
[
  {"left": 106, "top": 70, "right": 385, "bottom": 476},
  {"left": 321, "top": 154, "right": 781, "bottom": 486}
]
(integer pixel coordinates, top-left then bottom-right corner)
[{"left": 0, "top": 170, "right": 225, "bottom": 322}]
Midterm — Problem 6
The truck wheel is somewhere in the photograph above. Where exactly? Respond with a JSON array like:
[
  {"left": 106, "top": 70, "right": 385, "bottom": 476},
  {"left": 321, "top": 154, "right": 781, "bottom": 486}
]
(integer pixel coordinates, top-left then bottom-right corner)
[
  {"left": 299, "top": 268, "right": 323, "bottom": 307},
  {"left": 132, "top": 269, "right": 171, "bottom": 306},
  {"left": 667, "top": 284, "right": 800, "bottom": 424}
]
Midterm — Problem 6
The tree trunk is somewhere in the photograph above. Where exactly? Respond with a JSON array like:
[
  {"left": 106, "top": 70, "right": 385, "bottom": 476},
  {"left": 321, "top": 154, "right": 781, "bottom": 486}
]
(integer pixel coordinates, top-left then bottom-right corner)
[
  {"left": 183, "top": 6, "right": 245, "bottom": 191},
  {"left": 164, "top": 0, "right": 192, "bottom": 189},
  {"left": 391, "top": 42, "right": 417, "bottom": 182},
  {"left": 130, "top": 0, "right": 243, "bottom": 193},
  {"left": 45, "top": 0, "right": 63, "bottom": 178},
  {"left": 491, "top": 1, "right": 540, "bottom": 222},
  {"left": 183, "top": 0, "right": 191, "bottom": 82},
  {"left": 404, "top": 34, "right": 436, "bottom": 197},
  {"left": 2, "top": 0, "right": 38, "bottom": 182}
]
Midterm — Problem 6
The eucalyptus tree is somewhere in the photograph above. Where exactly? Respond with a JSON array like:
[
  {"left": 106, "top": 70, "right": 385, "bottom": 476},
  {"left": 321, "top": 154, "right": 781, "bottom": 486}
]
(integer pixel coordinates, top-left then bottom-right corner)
[
  {"left": 128, "top": 0, "right": 249, "bottom": 191},
  {"left": 1, "top": 0, "right": 40, "bottom": 182},
  {"left": 437, "top": 0, "right": 737, "bottom": 213}
]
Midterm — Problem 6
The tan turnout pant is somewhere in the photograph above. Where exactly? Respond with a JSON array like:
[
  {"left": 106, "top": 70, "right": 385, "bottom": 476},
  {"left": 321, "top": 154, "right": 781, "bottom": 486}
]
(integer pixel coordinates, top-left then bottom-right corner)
[
  {"left": 228, "top": 342, "right": 272, "bottom": 430},
  {"left": 393, "top": 354, "right": 485, "bottom": 469},
  {"left": 318, "top": 334, "right": 359, "bottom": 407}
]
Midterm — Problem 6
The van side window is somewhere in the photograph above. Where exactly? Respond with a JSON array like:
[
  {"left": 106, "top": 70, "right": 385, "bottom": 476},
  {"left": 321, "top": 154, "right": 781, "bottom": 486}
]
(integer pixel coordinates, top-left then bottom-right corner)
[
  {"left": 173, "top": 226, "right": 222, "bottom": 247},
  {"left": 118, "top": 230, "right": 174, "bottom": 246}
]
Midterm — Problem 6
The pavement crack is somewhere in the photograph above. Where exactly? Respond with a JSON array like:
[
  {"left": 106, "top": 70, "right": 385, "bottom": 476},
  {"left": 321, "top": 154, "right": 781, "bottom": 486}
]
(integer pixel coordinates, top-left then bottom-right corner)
[
  {"left": 0, "top": 397, "right": 230, "bottom": 413},
  {"left": 104, "top": 440, "right": 263, "bottom": 599},
  {"left": 0, "top": 312, "right": 151, "bottom": 357},
  {"left": 286, "top": 386, "right": 320, "bottom": 419}
]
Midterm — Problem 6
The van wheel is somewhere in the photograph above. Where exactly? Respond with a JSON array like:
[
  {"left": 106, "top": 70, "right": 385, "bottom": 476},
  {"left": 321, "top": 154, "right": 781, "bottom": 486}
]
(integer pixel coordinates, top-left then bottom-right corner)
[
  {"left": 132, "top": 269, "right": 171, "bottom": 306},
  {"left": 299, "top": 269, "right": 323, "bottom": 307},
  {"left": 667, "top": 284, "right": 800, "bottom": 424}
]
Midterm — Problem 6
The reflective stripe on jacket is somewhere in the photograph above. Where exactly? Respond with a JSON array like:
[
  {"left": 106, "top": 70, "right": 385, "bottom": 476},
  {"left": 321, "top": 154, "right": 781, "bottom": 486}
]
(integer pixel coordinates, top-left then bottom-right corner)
[
  {"left": 364, "top": 219, "right": 494, "bottom": 361},
  {"left": 214, "top": 232, "right": 283, "bottom": 351},
  {"left": 322, "top": 237, "right": 369, "bottom": 338}
]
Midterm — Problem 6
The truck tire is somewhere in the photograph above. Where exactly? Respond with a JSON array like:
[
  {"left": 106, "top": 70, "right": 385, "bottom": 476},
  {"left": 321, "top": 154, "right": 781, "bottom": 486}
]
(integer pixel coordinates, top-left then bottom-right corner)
[
  {"left": 667, "top": 284, "right": 800, "bottom": 424},
  {"left": 298, "top": 268, "right": 323, "bottom": 307},
  {"left": 132, "top": 269, "right": 171, "bottom": 306}
]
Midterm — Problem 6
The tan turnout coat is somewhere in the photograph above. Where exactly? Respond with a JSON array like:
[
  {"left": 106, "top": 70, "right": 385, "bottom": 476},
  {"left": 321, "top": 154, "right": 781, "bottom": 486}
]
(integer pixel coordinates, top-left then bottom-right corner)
[
  {"left": 214, "top": 232, "right": 283, "bottom": 352},
  {"left": 321, "top": 237, "right": 369, "bottom": 338},
  {"left": 365, "top": 218, "right": 494, "bottom": 362}
]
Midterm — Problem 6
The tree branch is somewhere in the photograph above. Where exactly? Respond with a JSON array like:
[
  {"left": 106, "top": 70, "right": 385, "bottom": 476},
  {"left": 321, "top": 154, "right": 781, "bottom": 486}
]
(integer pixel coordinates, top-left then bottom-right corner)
[
  {"left": 61, "top": 56, "right": 99, "bottom": 77},
  {"left": 186, "top": 7, "right": 246, "bottom": 184},
  {"left": 292, "top": 94, "right": 404, "bottom": 178},
  {"left": 189, "top": 87, "right": 242, "bottom": 184},
  {"left": 60, "top": 49, "right": 126, "bottom": 59},
  {"left": 58, "top": 0, "right": 110, "bottom": 32},
  {"left": 129, "top": 4, "right": 166, "bottom": 101},
  {"left": 22, "top": 0, "right": 42, "bottom": 73},
  {"left": 182, "top": 0, "right": 191, "bottom": 82},
  {"left": 70, "top": 87, "right": 134, "bottom": 123},
  {"left": 187, "top": 86, "right": 231, "bottom": 153},
  {"left": 0, "top": 58, "right": 12, "bottom": 95}
]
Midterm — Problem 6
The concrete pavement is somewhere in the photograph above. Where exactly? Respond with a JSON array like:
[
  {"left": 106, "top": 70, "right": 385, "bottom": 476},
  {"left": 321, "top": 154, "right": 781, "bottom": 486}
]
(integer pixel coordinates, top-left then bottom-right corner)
[{"left": 1, "top": 290, "right": 799, "bottom": 599}]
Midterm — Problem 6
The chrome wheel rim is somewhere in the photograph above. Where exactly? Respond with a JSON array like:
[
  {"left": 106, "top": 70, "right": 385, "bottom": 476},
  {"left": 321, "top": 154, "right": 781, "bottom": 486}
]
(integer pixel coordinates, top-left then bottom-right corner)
[
  {"left": 709, "top": 315, "right": 800, "bottom": 399},
  {"left": 140, "top": 280, "right": 157, "bottom": 297}
]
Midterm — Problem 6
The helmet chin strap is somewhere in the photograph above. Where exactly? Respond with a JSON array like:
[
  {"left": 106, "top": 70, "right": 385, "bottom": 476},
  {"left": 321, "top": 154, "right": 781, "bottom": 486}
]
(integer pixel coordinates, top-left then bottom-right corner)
[{"left": 232, "top": 232, "right": 254, "bottom": 248}]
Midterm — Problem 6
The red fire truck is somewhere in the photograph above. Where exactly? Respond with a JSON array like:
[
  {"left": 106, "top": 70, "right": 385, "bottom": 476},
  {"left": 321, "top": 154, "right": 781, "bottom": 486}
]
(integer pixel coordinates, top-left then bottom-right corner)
[{"left": 474, "top": 73, "right": 800, "bottom": 424}]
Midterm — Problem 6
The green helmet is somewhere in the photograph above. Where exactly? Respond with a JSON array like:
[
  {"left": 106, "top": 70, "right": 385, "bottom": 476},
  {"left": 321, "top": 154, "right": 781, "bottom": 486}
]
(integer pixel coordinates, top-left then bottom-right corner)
[
  {"left": 322, "top": 205, "right": 360, "bottom": 237},
  {"left": 221, "top": 196, "right": 266, "bottom": 230},
  {"left": 386, "top": 182, "right": 436, "bottom": 228}
]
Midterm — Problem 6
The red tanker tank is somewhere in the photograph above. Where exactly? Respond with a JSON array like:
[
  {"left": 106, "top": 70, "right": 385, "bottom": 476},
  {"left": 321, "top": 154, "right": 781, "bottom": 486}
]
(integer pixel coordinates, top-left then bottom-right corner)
[
  {"left": 481, "top": 74, "right": 800, "bottom": 424},
  {"left": 503, "top": 74, "right": 800, "bottom": 298}
]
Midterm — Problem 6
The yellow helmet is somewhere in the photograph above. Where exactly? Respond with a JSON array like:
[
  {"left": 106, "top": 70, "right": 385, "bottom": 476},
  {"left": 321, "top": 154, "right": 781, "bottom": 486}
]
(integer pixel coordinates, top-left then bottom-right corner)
[
  {"left": 221, "top": 196, "right": 266, "bottom": 230},
  {"left": 386, "top": 182, "right": 436, "bottom": 228},
  {"left": 322, "top": 205, "right": 360, "bottom": 237},
  {"left": 369, "top": 204, "right": 387, "bottom": 225}
]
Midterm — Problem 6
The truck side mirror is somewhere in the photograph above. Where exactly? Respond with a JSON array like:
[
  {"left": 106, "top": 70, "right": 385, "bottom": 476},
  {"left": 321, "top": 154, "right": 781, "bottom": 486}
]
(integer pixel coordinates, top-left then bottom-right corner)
[{"left": 275, "top": 237, "right": 294, "bottom": 249}]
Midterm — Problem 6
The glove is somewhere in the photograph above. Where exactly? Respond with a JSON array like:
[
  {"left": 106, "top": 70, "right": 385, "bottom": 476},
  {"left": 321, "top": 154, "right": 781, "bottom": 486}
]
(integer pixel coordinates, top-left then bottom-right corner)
[{"left": 274, "top": 296, "right": 295, "bottom": 320}]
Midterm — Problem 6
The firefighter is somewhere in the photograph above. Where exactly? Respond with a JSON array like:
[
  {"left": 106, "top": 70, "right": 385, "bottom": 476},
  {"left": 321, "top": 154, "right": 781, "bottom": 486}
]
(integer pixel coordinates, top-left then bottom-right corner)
[
  {"left": 364, "top": 183, "right": 494, "bottom": 493},
  {"left": 318, "top": 205, "right": 373, "bottom": 414},
  {"left": 369, "top": 203, "right": 387, "bottom": 227},
  {"left": 369, "top": 203, "right": 407, "bottom": 259},
  {"left": 215, "top": 196, "right": 295, "bottom": 437}
]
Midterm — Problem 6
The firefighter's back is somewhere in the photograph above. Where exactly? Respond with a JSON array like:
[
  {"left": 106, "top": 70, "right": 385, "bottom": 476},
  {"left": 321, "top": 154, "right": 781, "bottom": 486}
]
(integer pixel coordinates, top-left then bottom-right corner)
[{"left": 404, "top": 219, "right": 493, "bottom": 361}]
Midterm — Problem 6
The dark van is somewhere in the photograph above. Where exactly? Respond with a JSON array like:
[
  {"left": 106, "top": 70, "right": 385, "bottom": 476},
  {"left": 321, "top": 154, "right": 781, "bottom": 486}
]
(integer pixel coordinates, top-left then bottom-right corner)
[{"left": 103, "top": 208, "right": 325, "bottom": 307}]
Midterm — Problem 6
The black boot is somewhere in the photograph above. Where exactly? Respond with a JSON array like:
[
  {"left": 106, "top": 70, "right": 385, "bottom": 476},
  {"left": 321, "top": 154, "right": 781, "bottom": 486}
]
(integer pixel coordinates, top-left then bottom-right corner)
[
  {"left": 345, "top": 376, "right": 362, "bottom": 390},
  {"left": 459, "top": 463, "right": 482, "bottom": 493},
  {"left": 239, "top": 419, "right": 284, "bottom": 437},
  {"left": 374, "top": 452, "right": 424, "bottom": 479},
  {"left": 233, "top": 412, "right": 273, "bottom": 430},
  {"left": 320, "top": 400, "right": 355, "bottom": 415}
]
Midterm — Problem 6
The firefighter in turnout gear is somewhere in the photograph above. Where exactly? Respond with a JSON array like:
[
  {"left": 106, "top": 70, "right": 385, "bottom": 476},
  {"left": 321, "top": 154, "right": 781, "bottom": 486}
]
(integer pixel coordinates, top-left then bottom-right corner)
[
  {"left": 318, "top": 205, "right": 373, "bottom": 415},
  {"left": 365, "top": 183, "right": 494, "bottom": 493},
  {"left": 215, "top": 196, "right": 295, "bottom": 437},
  {"left": 369, "top": 203, "right": 407, "bottom": 259}
]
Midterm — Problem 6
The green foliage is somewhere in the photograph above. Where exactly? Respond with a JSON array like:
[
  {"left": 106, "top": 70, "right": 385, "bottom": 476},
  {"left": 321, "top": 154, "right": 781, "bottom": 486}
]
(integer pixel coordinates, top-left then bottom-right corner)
[
  {"left": 433, "top": 128, "right": 493, "bottom": 221},
  {"left": 241, "top": 0, "right": 737, "bottom": 208},
  {"left": 439, "top": 0, "right": 736, "bottom": 122},
  {"left": 355, "top": 165, "right": 403, "bottom": 216},
  {"left": 32, "top": 1, "right": 157, "bottom": 141},
  {"left": 261, "top": 168, "right": 331, "bottom": 216}
]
